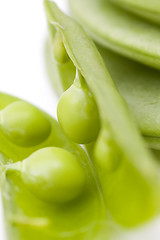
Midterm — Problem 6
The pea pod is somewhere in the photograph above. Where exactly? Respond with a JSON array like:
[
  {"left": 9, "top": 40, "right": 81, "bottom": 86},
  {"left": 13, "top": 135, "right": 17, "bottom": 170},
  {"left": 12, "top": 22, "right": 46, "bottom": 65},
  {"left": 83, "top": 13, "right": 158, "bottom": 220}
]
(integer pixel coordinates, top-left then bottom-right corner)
[
  {"left": 111, "top": 0, "right": 160, "bottom": 25},
  {"left": 46, "top": 35, "right": 160, "bottom": 150},
  {"left": 96, "top": 44, "right": 160, "bottom": 150},
  {"left": 69, "top": 0, "right": 160, "bottom": 70},
  {"left": 0, "top": 92, "right": 105, "bottom": 240},
  {"left": 65, "top": 0, "right": 160, "bottom": 150},
  {"left": 44, "top": 0, "right": 160, "bottom": 227}
]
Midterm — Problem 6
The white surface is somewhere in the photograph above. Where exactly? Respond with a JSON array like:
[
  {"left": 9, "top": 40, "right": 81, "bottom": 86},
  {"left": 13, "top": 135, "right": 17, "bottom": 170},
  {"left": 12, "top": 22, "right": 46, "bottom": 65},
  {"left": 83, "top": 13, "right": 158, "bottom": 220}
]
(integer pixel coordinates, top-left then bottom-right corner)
[
  {"left": 0, "top": 0, "right": 66, "bottom": 239},
  {"left": 0, "top": 1, "right": 160, "bottom": 240}
]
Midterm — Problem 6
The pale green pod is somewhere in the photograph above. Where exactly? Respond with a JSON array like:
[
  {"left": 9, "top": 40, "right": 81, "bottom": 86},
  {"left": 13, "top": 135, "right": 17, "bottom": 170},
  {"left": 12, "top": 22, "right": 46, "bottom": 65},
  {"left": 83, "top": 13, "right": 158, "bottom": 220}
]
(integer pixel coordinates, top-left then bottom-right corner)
[
  {"left": 111, "top": 0, "right": 160, "bottom": 25},
  {"left": 69, "top": 0, "right": 160, "bottom": 70}
]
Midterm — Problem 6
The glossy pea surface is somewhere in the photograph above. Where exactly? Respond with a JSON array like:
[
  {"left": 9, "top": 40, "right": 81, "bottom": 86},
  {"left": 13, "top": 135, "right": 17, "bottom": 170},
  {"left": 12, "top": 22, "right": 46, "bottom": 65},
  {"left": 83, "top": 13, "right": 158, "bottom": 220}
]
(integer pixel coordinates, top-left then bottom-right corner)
[
  {"left": 57, "top": 83, "right": 100, "bottom": 144},
  {"left": 22, "top": 147, "right": 86, "bottom": 203},
  {"left": 94, "top": 129, "right": 121, "bottom": 172},
  {"left": 53, "top": 31, "right": 70, "bottom": 64},
  {"left": 0, "top": 101, "right": 51, "bottom": 147}
]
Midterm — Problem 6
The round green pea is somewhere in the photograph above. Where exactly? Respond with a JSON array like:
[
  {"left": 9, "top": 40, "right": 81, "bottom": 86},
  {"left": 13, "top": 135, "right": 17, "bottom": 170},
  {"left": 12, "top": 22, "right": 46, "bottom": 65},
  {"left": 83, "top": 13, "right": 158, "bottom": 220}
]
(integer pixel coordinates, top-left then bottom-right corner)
[
  {"left": 0, "top": 101, "right": 51, "bottom": 147},
  {"left": 53, "top": 31, "right": 70, "bottom": 64},
  {"left": 57, "top": 84, "right": 100, "bottom": 144},
  {"left": 21, "top": 147, "right": 86, "bottom": 203},
  {"left": 94, "top": 129, "right": 121, "bottom": 172}
]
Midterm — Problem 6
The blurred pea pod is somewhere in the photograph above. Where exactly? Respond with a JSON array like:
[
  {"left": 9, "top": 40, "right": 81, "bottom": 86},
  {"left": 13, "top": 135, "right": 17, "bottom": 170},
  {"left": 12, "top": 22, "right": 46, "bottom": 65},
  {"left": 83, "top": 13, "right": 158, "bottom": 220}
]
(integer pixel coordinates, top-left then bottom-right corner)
[
  {"left": 111, "top": 0, "right": 160, "bottom": 24},
  {"left": 0, "top": 92, "right": 106, "bottom": 240},
  {"left": 44, "top": 0, "right": 160, "bottom": 229},
  {"left": 69, "top": 0, "right": 160, "bottom": 70},
  {"left": 97, "top": 45, "right": 160, "bottom": 150}
]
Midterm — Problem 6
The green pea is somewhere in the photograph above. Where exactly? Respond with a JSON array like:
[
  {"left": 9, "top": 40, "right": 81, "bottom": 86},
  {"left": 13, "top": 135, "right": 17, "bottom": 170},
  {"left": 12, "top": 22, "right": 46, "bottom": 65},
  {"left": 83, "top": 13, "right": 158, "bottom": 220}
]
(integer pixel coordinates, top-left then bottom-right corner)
[
  {"left": 94, "top": 129, "right": 121, "bottom": 172},
  {"left": 21, "top": 147, "right": 86, "bottom": 203},
  {"left": 53, "top": 31, "right": 70, "bottom": 64},
  {"left": 57, "top": 74, "right": 100, "bottom": 144},
  {"left": 0, "top": 101, "right": 51, "bottom": 147}
]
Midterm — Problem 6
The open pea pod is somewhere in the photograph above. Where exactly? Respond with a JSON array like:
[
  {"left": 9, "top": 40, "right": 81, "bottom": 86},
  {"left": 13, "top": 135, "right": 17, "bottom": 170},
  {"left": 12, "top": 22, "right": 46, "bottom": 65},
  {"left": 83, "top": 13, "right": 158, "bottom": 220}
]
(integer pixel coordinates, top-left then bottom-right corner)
[
  {"left": 44, "top": 0, "right": 160, "bottom": 228},
  {"left": 46, "top": 6, "right": 160, "bottom": 149},
  {"left": 111, "top": 0, "right": 160, "bottom": 25},
  {"left": 69, "top": 0, "right": 160, "bottom": 70},
  {"left": 0, "top": 92, "right": 106, "bottom": 240},
  {"left": 46, "top": 35, "right": 160, "bottom": 150}
]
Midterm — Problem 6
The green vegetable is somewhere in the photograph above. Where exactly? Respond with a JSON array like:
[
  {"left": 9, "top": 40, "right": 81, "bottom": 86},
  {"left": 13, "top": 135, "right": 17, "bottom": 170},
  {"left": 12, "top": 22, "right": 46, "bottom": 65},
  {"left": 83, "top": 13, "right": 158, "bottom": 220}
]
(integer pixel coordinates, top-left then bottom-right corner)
[
  {"left": 94, "top": 128, "right": 121, "bottom": 172},
  {"left": 0, "top": 92, "right": 105, "bottom": 240},
  {"left": 67, "top": 0, "right": 160, "bottom": 150},
  {"left": 97, "top": 45, "right": 160, "bottom": 150},
  {"left": 44, "top": 0, "right": 160, "bottom": 227},
  {"left": 0, "top": 101, "right": 51, "bottom": 147},
  {"left": 2, "top": 2, "right": 160, "bottom": 239},
  {"left": 57, "top": 71, "right": 100, "bottom": 144},
  {"left": 111, "top": 0, "right": 160, "bottom": 25},
  {"left": 53, "top": 31, "right": 70, "bottom": 64},
  {"left": 69, "top": 0, "right": 160, "bottom": 70},
  {"left": 8, "top": 147, "right": 86, "bottom": 203},
  {"left": 46, "top": 23, "right": 75, "bottom": 93}
]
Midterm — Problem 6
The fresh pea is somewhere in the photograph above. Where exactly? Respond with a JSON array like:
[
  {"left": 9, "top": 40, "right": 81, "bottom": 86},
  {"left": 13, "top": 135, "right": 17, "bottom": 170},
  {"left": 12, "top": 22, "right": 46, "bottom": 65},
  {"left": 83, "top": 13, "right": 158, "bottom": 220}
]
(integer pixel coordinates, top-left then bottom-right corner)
[
  {"left": 0, "top": 92, "right": 105, "bottom": 240},
  {"left": 69, "top": 0, "right": 160, "bottom": 70},
  {"left": 0, "top": 101, "right": 51, "bottom": 147},
  {"left": 7, "top": 147, "right": 86, "bottom": 204},
  {"left": 94, "top": 128, "right": 122, "bottom": 172},
  {"left": 57, "top": 71, "right": 100, "bottom": 144},
  {"left": 53, "top": 31, "right": 70, "bottom": 64},
  {"left": 44, "top": 0, "right": 160, "bottom": 227},
  {"left": 66, "top": 0, "right": 160, "bottom": 150},
  {"left": 46, "top": 23, "right": 76, "bottom": 93},
  {"left": 47, "top": 36, "right": 160, "bottom": 150}
]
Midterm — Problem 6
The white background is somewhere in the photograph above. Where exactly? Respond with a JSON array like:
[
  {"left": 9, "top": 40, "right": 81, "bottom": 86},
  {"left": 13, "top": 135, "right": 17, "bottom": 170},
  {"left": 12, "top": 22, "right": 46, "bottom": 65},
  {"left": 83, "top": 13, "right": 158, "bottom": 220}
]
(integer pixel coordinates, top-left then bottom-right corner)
[
  {"left": 0, "top": 1, "right": 160, "bottom": 240},
  {"left": 0, "top": 0, "right": 67, "bottom": 239}
]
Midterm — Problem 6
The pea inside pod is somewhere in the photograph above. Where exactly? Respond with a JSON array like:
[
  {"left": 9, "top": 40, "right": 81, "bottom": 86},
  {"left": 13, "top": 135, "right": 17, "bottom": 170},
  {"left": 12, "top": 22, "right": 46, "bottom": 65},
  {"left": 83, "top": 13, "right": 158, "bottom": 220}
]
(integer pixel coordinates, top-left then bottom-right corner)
[
  {"left": 0, "top": 92, "right": 106, "bottom": 240},
  {"left": 8, "top": 147, "right": 86, "bottom": 204},
  {"left": 94, "top": 128, "right": 122, "bottom": 172},
  {"left": 57, "top": 71, "right": 100, "bottom": 144},
  {"left": 53, "top": 31, "right": 70, "bottom": 64},
  {"left": 0, "top": 101, "right": 51, "bottom": 147},
  {"left": 45, "top": 0, "right": 160, "bottom": 227}
]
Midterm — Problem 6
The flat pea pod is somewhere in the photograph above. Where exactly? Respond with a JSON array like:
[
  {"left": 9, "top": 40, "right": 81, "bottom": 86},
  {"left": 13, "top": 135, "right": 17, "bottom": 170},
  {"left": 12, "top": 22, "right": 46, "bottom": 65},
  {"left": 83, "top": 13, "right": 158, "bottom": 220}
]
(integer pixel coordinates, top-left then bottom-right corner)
[
  {"left": 69, "top": 0, "right": 160, "bottom": 70},
  {"left": 96, "top": 44, "right": 160, "bottom": 150},
  {"left": 45, "top": 1, "right": 160, "bottom": 227},
  {"left": 112, "top": 0, "right": 160, "bottom": 13},
  {"left": 0, "top": 92, "right": 105, "bottom": 240},
  {"left": 111, "top": 0, "right": 160, "bottom": 25}
]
